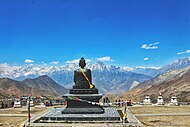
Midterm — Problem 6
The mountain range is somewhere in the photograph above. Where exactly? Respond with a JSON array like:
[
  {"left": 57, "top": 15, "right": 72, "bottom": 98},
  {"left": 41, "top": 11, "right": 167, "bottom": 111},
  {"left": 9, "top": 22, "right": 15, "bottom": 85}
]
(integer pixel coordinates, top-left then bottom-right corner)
[
  {"left": 123, "top": 65, "right": 190, "bottom": 102},
  {"left": 131, "top": 57, "right": 190, "bottom": 77},
  {"left": 0, "top": 75, "right": 68, "bottom": 98},
  {"left": 0, "top": 57, "right": 190, "bottom": 94}
]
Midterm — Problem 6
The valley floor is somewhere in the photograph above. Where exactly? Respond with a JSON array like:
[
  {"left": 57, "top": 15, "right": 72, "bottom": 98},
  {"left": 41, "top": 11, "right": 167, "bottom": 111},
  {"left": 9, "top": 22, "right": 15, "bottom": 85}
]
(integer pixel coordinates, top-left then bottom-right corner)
[
  {"left": 0, "top": 106, "right": 47, "bottom": 127},
  {"left": 1, "top": 105, "right": 190, "bottom": 127},
  {"left": 128, "top": 105, "right": 190, "bottom": 127}
]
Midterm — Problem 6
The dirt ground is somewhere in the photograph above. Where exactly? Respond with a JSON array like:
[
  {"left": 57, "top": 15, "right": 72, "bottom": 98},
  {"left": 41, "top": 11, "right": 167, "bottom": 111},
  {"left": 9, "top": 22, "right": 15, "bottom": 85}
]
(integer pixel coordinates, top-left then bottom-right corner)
[
  {"left": 0, "top": 106, "right": 46, "bottom": 114},
  {"left": 0, "top": 117, "right": 26, "bottom": 126},
  {"left": 1, "top": 105, "right": 190, "bottom": 127},
  {"left": 128, "top": 105, "right": 190, "bottom": 114},
  {"left": 137, "top": 115, "right": 190, "bottom": 127},
  {"left": 0, "top": 107, "right": 46, "bottom": 126},
  {"left": 129, "top": 105, "right": 190, "bottom": 127}
]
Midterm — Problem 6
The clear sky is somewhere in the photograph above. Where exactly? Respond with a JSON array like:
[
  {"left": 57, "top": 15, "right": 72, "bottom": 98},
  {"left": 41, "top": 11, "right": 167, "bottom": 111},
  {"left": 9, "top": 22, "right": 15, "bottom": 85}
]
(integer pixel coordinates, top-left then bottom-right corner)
[{"left": 0, "top": 0, "right": 189, "bottom": 67}]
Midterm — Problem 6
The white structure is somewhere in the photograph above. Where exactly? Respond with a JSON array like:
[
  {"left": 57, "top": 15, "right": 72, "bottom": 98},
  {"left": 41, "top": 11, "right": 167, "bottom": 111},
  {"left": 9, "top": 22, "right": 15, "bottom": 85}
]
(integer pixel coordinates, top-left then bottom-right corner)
[
  {"left": 13, "top": 99, "right": 22, "bottom": 108},
  {"left": 27, "top": 100, "right": 35, "bottom": 107},
  {"left": 170, "top": 96, "right": 178, "bottom": 105},
  {"left": 157, "top": 93, "right": 164, "bottom": 105},
  {"left": 143, "top": 95, "right": 151, "bottom": 105}
]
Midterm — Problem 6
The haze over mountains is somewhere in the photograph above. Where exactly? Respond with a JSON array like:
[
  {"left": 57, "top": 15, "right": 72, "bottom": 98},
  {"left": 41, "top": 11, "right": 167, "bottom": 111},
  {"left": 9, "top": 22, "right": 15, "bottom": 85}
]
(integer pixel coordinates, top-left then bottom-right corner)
[{"left": 0, "top": 57, "right": 190, "bottom": 94}]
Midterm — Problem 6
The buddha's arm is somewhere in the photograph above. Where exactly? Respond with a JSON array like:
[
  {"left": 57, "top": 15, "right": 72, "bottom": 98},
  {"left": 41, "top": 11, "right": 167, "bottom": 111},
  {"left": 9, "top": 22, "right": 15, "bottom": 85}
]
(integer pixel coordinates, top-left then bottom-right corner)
[
  {"left": 88, "top": 70, "right": 92, "bottom": 83},
  {"left": 74, "top": 70, "right": 76, "bottom": 83}
]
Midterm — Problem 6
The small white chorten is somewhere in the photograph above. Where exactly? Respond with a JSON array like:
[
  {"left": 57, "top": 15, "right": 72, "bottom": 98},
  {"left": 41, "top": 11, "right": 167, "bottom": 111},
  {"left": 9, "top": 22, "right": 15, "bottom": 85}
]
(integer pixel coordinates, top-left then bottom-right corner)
[
  {"left": 170, "top": 96, "right": 178, "bottom": 105},
  {"left": 157, "top": 93, "right": 164, "bottom": 105},
  {"left": 13, "top": 98, "right": 22, "bottom": 108},
  {"left": 143, "top": 95, "right": 151, "bottom": 104},
  {"left": 27, "top": 100, "right": 35, "bottom": 107}
]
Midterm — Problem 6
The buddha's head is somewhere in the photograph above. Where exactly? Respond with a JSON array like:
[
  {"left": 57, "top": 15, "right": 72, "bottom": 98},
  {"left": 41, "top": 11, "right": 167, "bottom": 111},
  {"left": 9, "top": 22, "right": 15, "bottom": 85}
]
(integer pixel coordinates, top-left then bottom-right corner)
[{"left": 79, "top": 57, "right": 86, "bottom": 68}]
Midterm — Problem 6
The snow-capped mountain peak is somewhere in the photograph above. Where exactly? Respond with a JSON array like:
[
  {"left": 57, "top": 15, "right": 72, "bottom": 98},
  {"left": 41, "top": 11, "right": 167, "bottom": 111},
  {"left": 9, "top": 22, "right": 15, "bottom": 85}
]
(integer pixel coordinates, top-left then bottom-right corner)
[
  {"left": 135, "top": 66, "right": 161, "bottom": 69},
  {"left": 0, "top": 57, "right": 190, "bottom": 93},
  {"left": 170, "top": 57, "right": 190, "bottom": 66},
  {"left": 122, "top": 66, "right": 134, "bottom": 71}
]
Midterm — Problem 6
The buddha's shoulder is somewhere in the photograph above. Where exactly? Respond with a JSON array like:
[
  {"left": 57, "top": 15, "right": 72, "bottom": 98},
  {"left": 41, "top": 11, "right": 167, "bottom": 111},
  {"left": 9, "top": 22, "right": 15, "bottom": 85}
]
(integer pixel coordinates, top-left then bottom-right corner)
[
  {"left": 84, "top": 68, "right": 91, "bottom": 72},
  {"left": 74, "top": 68, "right": 91, "bottom": 72}
]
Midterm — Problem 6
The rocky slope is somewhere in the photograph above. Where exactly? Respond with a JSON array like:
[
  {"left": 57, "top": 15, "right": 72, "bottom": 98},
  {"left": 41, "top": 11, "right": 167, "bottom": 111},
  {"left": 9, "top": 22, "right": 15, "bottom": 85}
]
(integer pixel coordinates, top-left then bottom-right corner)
[
  {"left": 0, "top": 75, "right": 68, "bottom": 98},
  {"left": 125, "top": 66, "right": 190, "bottom": 101},
  {"left": 93, "top": 69, "right": 151, "bottom": 93},
  {"left": 131, "top": 57, "right": 190, "bottom": 77},
  {"left": 0, "top": 78, "right": 30, "bottom": 97},
  {"left": 153, "top": 57, "right": 190, "bottom": 77}
]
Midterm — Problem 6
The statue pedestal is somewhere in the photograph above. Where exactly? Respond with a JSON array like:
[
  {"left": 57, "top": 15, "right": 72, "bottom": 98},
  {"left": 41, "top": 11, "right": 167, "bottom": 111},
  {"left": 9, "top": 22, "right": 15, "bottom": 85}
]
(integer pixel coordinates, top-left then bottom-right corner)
[
  {"left": 70, "top": 89, "right": 98, "bottom": 94},
  {"left": 40, "top": 108, "right": 121, "bottom": 122},
  {"left": 62, "top": 88, "right": 104, "bottom": 114}
]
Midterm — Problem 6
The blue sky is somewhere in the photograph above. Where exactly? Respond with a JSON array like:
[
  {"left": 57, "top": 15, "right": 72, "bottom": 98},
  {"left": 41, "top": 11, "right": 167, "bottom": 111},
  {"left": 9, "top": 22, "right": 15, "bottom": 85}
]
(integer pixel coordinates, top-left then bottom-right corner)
[{"left": 0, "top": 0, "right": 189, "bottom": 67}]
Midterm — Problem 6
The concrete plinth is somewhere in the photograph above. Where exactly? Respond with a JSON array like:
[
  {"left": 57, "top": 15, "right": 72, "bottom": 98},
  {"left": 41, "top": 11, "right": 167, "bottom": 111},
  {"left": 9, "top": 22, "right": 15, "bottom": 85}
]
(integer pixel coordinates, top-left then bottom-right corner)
[{"left": 36, "top": 108, "right": 120, "bottom": 123}]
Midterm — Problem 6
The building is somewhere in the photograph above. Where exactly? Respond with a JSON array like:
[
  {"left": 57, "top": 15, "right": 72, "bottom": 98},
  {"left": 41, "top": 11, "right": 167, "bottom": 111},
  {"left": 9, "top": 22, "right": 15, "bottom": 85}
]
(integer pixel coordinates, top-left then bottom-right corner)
[
  {"left": 143, "top": 95, "right": 151, "bottom": 105},
  {"left": 157, "top": 94, "right": 164, "bottom": 105},
  {"left": 13, "top": 98, "right": 22, "bottom": 108},
  {"left": 170, "top": 96, "right": 178, "bottom": 105}
]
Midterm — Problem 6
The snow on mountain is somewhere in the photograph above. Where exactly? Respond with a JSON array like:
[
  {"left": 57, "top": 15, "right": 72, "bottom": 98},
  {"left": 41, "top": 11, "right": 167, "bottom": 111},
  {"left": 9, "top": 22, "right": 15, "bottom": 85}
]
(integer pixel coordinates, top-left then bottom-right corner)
[
  {"left": 129, "top": 65, "right": 190, "bottom": 101},
  {"left": 130, "top": 81, "right": 140, "bottom": 90},
  {"left": 0, "top": 61, "right": 151, "bottom": 93},
  {"left": 48, "top": 61, "right": 152, "bottom": 93},
  {"left": 123, "top": 66, "right": 190, "bottom": 102},
  {"left": 122, "top": 66, "right": 134, "bottom": 71},
  {"left": 131, "top": 66, "right": 160, "bottom": 76},
  {"left": 153, "top": 57, "right": 190, "bottom": 77},
  {"left": 130, "top": 57, "right": 190, "bottom": 77},
  {"left": 0, "top": 57, "right": 189, "bottom": 93},
  {"left": 90, "top": 62, "right": 152, "bottom": 93},
  {"left": 90, "top": 61, "right": 122, "bottom": 72}
]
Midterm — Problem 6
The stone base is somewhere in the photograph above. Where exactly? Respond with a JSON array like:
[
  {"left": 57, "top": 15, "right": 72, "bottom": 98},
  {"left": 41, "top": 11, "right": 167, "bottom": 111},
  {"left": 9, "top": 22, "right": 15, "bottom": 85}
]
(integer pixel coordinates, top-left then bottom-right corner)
[
  {"left": 37, "top": 108, "right": 121, "bottom": 123},
  {"left": 63, "top": 93, "right": 103, "bottom": 103},
  {"left": 63, "top": 93, "right": 104, "bottom": 114},
  {"left": 70, "top": 88, "right": 98, "bottom": 94},
  {"left": 62, "top": 108, "right": 104, "bottom": 114}
]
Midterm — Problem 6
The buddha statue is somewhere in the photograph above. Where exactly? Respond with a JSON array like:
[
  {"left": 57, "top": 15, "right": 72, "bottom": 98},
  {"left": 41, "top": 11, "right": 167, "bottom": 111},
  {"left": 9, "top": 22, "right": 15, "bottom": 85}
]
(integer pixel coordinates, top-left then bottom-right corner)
[
  {"left": 62, "top": 57, "right": 105, "bottom": 115},
  {"left": 73, "top": 57, "right": 94, "bottom": 89}
]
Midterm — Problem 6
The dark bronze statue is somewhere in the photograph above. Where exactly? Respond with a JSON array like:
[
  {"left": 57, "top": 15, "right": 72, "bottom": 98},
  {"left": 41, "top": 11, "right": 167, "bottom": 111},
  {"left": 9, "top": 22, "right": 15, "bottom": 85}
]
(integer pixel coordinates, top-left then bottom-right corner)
[
  {"left": 73, "top": 57, "right": 94, "bottom": 89},
  {"left": 62, "top": 57, "right": 105, "bottom": 114}
]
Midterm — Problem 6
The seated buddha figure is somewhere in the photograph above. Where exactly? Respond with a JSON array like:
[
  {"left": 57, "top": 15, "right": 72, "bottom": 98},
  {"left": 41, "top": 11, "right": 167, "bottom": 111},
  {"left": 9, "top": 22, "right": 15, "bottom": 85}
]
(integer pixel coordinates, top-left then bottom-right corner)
[{"left": 73, "top": 57, "right": 94, "bottom": 89}]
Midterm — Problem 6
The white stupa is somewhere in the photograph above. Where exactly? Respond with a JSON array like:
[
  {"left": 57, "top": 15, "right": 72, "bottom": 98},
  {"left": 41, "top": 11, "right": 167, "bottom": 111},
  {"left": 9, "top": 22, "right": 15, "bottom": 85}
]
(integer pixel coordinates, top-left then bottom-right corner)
[
  {"left": 170, "top": 96, "right": 178, "bottom": 105},
  {"left": 27, "top": 99, "right": 35, "bottom": 107},
  {"left": 13, "top": 98, "right": 22, "bottom": 108},
  {"left": 157, "top": 93, "right": 164, "bottom": 105},
  {"left": 143, "top": 95, "right": 151, "bottom": 105}
]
